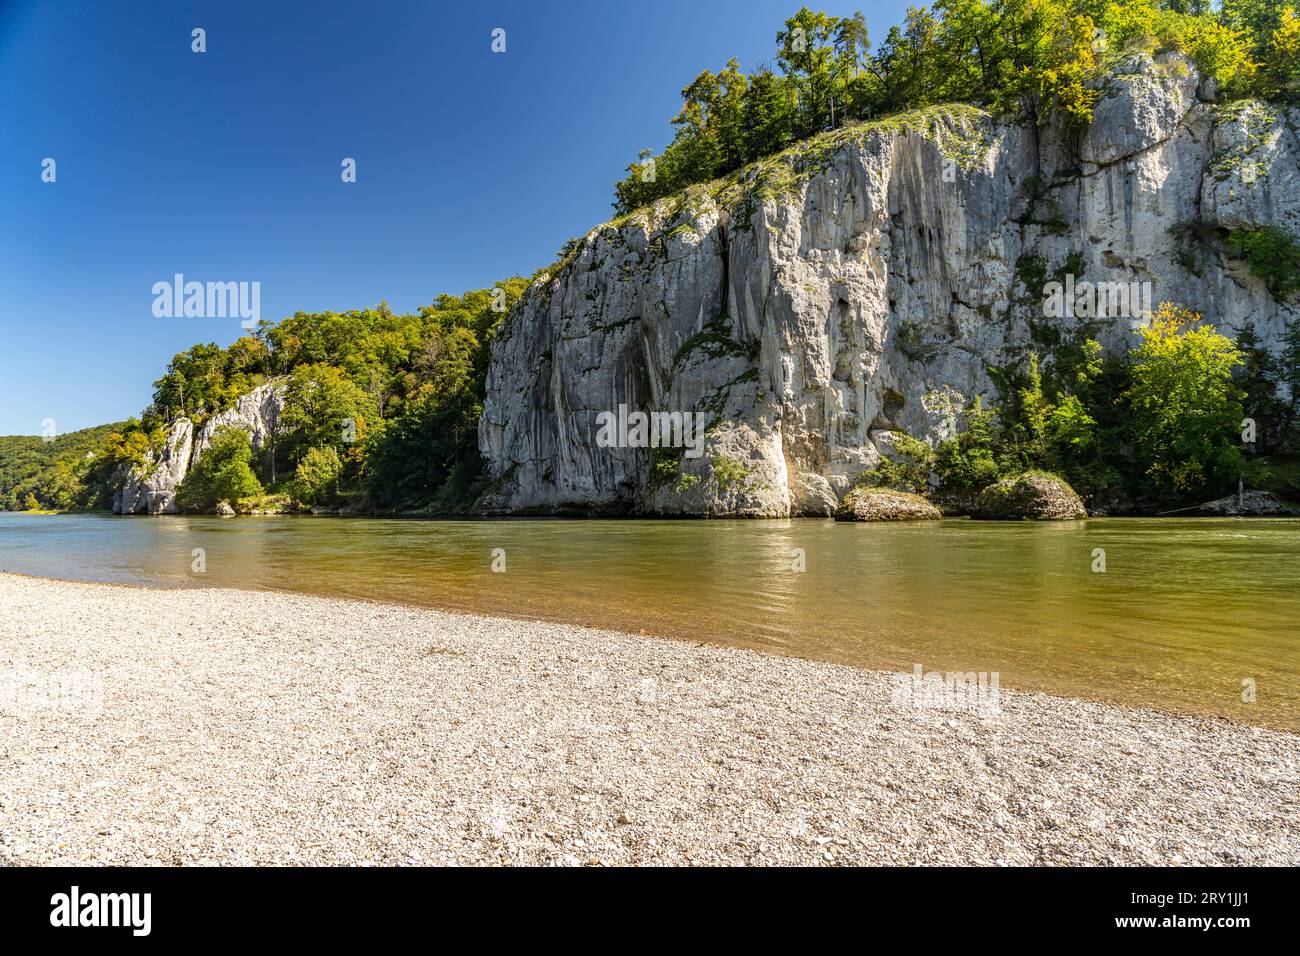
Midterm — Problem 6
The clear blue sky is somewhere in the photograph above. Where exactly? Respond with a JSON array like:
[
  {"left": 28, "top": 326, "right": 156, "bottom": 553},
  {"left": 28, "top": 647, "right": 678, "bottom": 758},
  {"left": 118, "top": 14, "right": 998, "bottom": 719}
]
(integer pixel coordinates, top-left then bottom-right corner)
[{"left": 0, "top": 0, "right": 908, "bottom": 435}]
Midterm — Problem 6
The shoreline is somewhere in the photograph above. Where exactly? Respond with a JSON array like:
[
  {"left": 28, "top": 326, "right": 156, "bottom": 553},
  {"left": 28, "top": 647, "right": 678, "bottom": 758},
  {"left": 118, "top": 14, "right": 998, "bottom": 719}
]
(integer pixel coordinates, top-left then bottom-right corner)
[
  {"left": 6, "top": 507, "right": 1300, "bottom": 520},
  {"left": 1, "top": 572, "right": 1297, "bottom": 865},
  {"left": 2, "top": 566, "right": 1294, "bottom": 735}
]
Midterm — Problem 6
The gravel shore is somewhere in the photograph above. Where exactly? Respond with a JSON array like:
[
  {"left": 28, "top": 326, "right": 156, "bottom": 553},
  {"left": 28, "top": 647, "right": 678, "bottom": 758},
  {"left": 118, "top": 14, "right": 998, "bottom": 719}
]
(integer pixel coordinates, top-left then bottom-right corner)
[{"left": 1, "top": 572, "right": 1296, "bottom": 866}]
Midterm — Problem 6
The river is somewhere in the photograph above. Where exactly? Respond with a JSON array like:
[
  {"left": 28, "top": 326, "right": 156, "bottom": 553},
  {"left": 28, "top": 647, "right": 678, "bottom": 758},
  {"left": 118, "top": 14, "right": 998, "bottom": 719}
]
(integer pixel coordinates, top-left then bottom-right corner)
[{"left": 1, "top": 513, "right": 1296, "bottom": 730}]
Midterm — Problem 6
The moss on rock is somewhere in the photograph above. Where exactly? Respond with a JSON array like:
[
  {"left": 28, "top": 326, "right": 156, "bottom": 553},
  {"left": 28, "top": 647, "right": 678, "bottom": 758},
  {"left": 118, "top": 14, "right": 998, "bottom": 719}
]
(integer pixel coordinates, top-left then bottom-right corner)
[
  {"left": 972, "top": 472, "right": 1087, "bottom": 520},
  {"left": 834, "top": 487, "right": 942, "bottom": 522}
]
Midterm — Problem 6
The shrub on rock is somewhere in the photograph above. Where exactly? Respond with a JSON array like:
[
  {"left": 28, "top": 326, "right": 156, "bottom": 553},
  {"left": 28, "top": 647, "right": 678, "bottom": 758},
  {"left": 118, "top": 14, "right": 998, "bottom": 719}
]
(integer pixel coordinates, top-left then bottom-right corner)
[{"left": 972, "top": 472, "right": 1087, "bottom": 520}]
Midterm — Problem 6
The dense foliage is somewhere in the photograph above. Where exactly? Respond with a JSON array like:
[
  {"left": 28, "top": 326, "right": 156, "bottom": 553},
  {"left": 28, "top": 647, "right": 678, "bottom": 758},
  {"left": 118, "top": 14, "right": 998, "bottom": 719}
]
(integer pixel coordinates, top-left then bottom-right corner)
[
  {"left": 860, "top": 302, "right": 1300, "bottom": 509},
  {"left": 1227, "top": 225, "right": 1300, "bottom": 300},
  {"left": 289, "top": 445, "right": 343, "bottom": 508},
  {"left": 0, "top": 281, "right": 528, "bottom": 514},
  {"left": 175, "top": 281, "right": 526, "bottom": 512},
  {"left": 1125, "top": 303, "right": 1248, "bottom": 496},
  {"left": 0, "top": 423, "right": 126, "bottom": 511},
  {"left": 176, "top": 427, "right": 264, "bottom": 512},
  {"left": 613, "top": 0, "right": 1296, "bottom": 213}
]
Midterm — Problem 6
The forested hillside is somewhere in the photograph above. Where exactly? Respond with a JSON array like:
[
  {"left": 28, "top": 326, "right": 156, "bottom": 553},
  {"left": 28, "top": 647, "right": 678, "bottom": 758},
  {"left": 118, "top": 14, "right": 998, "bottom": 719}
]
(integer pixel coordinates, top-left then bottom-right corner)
[
  {"left": 0, "top": 424, "right": 126, "bottom": 511},
  {"left": 10, "top": 1, "right": 1300, "bottom": 515},
  {"left": 612, "top": 0, "right": 1299, "bottom": 212},
  {"left": 4, "top": 281, "right": 527, "bottom": 513}
]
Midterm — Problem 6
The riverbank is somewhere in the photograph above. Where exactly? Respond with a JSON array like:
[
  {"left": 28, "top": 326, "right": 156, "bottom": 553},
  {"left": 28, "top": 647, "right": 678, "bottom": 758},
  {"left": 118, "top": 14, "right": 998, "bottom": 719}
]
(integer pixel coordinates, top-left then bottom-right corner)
[{"left": 1, "top": 572, "right": 1296, "bottom": 865}]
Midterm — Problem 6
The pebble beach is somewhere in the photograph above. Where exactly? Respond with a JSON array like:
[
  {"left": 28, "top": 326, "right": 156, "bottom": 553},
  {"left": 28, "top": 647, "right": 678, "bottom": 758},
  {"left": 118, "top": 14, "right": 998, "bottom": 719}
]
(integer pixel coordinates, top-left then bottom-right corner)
[{"left": 1, "top": 572, "right": 1297, "bottom": 866}]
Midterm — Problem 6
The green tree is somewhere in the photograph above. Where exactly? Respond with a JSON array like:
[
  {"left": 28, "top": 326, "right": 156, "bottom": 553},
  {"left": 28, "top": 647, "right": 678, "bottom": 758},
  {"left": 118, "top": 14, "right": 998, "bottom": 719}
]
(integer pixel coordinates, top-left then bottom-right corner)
[
  {"left": 777, "top": 7, "right": 843, "bottom": 136},
  {"left": 290, "top": 446, "right": 343, "bottom": 507},
  {"left": 1233, "top": 322, "right": 1290, "bottom": 450},
  {"left": 934, "top": 396, "right": 1003, "bottom": 490},
  {"left": 279, "top": 363, "right": 377, "bottom": 470},
  {"left": 1221, "top": 0, "right": 1292, "bottom": 61},
  {"left": 1227, "top": 226, "right": 1300, "bottom": 301},
  {"left": 364, "top": 329, "right": 479, "bottom": 508},
  {"left": 1036, "top": 12, "right": 1103, "bottom": 126},
  {"left": 878, "top": 7, "right": 947, "bottom": 114},
  {"left": 152, "top": 343, "right": 228, "bottom": 420},
  {"left": 177, "top": 427, "right": 263, "bottom": 512},
  {"left": 1124, "top": 303, "right": 1246, "bottom": 499},
  {"left": 858, "top": 431, "right": 935, "bottom": 493},
  {"left": 1259, "top": 7, "right": 1300, "bottom": 98},
  {"left": 671, "top": 58, "right": 750, "bottom": 179},
  {"left": 933, "top": 0, "right": 1007, "bottom": 100},
  {"left": 741, "top": 66, "right": 798, "bottom": 161}
]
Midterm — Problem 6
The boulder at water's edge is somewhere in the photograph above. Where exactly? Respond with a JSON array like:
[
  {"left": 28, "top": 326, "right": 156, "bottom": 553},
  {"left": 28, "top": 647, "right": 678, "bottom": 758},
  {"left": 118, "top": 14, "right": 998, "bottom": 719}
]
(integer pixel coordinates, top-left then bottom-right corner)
[{"left": 972, "top": 473, "right": 1087, "bottom": 521}]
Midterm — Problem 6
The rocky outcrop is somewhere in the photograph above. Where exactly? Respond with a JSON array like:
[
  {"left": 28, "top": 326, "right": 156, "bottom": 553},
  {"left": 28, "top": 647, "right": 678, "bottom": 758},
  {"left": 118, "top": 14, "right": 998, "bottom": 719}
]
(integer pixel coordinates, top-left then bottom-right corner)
[
  {"left": 972, "top": 473, "right": 1087, "bottom": 521},
  {"left": 1198, "top": 490, "right": 1293, "bottom": 516},
  {"left": 114, "top": 379, "right": 285, "bottom": 515},
  {"left": 112, "top": 419, "right": 193, "bottom": 515},
  {"left": 192, "top": 381, "right": 285, "bottom": 461},
  {"left": 479, "top": 53, "right": 1299, "bottom": 517},
  {"left": 834, "top": 487, "right": 941, "bottom": 522}
]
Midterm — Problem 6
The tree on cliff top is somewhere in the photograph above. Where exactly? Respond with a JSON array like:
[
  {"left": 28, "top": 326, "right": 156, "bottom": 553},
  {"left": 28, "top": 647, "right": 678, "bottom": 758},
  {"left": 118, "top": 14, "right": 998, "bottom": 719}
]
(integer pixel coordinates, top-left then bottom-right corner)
[{"left": 612, "top": 1, "right": 1270, "bottom": 214}]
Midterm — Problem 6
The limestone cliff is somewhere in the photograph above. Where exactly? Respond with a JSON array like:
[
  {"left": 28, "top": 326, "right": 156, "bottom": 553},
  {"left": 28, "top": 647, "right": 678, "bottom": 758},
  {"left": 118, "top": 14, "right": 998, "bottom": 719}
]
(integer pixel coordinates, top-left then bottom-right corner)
[
  {"left": 112, "top": 418, "right": 193, "bottom": 515},
  {"left": 113, "top": 380, "right": 285, "bottom": 514},
  {"left": 478, "top": 53, "right": 1299, "bottom": 516},
  {"left": 191, "top": 381, "right": 285, "bottom": 463}
]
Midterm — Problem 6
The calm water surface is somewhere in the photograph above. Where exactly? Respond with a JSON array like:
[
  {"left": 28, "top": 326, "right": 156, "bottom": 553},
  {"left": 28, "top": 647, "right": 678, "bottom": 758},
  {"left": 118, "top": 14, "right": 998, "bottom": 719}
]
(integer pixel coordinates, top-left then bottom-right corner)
[{"left": 1, "top": 513, "right": 1297, "bottom": 730}]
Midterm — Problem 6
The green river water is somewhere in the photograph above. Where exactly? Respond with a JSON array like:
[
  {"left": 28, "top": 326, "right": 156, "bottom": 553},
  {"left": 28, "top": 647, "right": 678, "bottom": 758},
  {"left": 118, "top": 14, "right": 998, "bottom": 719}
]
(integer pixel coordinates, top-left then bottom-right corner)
[{"left": 1, "top": 513, "right": 1296, "bottom": 730}]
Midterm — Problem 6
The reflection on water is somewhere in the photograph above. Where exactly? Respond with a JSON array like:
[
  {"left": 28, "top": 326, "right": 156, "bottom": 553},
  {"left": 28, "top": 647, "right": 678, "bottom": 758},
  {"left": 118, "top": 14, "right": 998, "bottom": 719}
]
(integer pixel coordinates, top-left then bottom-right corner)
[{"left": 2, "top": 513, "right": 1297, "bottom": 730}]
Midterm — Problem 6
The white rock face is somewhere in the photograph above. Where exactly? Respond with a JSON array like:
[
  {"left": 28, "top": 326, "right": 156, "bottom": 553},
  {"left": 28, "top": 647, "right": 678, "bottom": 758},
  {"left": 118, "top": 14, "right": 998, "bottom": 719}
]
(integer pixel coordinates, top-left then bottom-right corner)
[
  {"left": 113, "top": 418, "right": 193, "bottom": 515},
  {"left": 1080, "top": 52, "right": 1200, "bottom": 167},
  {"left": 192, "top": 380, "right": 285, "bottom": 459},
  {"left": 479, "top": 54, "right": 1300, "bottom": 516},
  {"left": 114, "top": 380, "right": 285, "bottom": 514}
]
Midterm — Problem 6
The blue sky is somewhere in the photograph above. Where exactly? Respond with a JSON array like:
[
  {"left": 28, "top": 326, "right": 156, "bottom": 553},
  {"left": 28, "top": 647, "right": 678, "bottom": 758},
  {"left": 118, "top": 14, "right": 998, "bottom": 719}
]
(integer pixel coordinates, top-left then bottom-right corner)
[{"left": 0, "top": 0, "right": 908, "bottom": 434}]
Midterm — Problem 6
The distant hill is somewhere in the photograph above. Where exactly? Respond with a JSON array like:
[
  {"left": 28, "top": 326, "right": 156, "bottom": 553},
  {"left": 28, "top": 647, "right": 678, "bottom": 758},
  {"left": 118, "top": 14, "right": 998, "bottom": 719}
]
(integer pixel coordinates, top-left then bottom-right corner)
[{"left": 0, "top": 423, "right": 126, "bottom": 511}]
